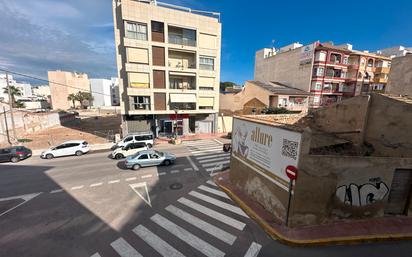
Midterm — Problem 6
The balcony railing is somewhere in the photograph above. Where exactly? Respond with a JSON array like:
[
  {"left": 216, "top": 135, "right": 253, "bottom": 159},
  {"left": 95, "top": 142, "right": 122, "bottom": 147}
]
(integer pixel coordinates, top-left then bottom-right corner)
[{"left": 168, "top": 35, "right": 196, "bottom": 47}]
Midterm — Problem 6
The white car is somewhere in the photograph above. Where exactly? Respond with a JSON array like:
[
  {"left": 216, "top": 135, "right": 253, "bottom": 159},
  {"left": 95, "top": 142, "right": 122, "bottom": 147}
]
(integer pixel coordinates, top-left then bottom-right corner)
[
  {"left": 41, "top": 140, "right": 90, "bottom": 159},
  {"left": 111, "top": 142, "right": 148, "bottom": 159}
]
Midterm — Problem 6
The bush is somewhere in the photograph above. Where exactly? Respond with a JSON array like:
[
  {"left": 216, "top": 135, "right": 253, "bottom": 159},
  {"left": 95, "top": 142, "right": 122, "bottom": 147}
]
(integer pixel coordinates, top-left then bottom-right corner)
[
  {"left": 261, "top": 107, "right": 295, "bottom": 114},
  {"left": 17, "top": 138, "right": 33, "bottom": 143}
]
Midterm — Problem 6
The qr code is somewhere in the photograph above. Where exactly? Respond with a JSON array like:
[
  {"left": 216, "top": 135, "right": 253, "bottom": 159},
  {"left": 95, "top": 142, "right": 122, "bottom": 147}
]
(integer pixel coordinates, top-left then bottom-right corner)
[{"left": 281, "top": 139, "right": 298, "bottom": 160}]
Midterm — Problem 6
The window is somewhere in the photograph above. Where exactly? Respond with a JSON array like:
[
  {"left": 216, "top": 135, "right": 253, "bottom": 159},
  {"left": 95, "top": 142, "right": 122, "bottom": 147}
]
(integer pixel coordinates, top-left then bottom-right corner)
[
  {"left": 313, "top": 96, "right": 320, "bottom": 103},
  {"left": 313, "top": 82, "right": 322, "bottom": 90},
  {"left": 125, "top": 21, "right": 147, "bottom": 41},
  {"left": 124, "top": 136, "right": 133, "bottom": 142},
  {"left": 170, "top": 103, "right": 196, "bottom": 110},
  {"left": 135, "top": 135, "right": 153, "bottom": 141},
  {"left": 199, "top": 57, "right": 215, "bottom": 70},
  {"left": 130, "top": 96, "right": 150, "bottom": 111},
  {"left": 367, "top": 59, "right": 374, "bottom": 67},
  {"left": 199, "top": 87, "right": 214, "bottom": 91},
  {"left": 343, "top": 57, "right": 349, "bottom": 64},
  {"left": 314, "top": 67, "right": 324, "bottom": 76},
  {"left": 168, "top": 26, "right": 196, "bottom": 47},
  {"left": 138, "top": 154, "right": 149, "bottom": 160},
  {"left": 330, "top": 53, "right": 342, "bottom": 63}
]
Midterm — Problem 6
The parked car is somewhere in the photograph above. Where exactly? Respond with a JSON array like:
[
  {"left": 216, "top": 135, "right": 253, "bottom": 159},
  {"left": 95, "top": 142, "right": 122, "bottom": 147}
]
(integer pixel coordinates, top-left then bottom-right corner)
[
  {"left": 0, "top": 146, "right": 32, "bottom": 163},
  {"left": 111, "top": 142, "right": 148, "bottom": 159},
  {"left": 41, "top": 140, "right": 89, "bottom": 159},
  {"left": 124, "top": 150, "right": 176, "bottom": 170},
  {"left": 111, "top": 132, "right": 154, "bottom": 150}
]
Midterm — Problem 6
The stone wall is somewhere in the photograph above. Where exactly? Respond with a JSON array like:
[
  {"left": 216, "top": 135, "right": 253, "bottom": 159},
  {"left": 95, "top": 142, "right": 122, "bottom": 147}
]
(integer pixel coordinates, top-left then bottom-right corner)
[{"left": 387, "top": 54, "right": 412, "bottom": 96}]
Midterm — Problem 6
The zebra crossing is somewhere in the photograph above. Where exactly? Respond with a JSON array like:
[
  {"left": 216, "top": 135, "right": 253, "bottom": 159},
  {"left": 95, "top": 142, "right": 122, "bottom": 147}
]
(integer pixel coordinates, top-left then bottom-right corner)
[
  {"left": 184, "top": 140, "right": 231, "bottom": 174},
  {"left": 92, "top": 180, "right": 262, "bottom": 257}
]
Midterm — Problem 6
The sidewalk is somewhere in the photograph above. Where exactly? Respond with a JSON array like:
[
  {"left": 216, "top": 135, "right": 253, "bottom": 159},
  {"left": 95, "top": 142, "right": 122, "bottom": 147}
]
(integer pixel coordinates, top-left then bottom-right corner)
[
  {"left": 214, "top": 171, "right": 412, "bottom": 246},
  {"left": 31, "top": 143, "right": 113, "bottom": 157}
]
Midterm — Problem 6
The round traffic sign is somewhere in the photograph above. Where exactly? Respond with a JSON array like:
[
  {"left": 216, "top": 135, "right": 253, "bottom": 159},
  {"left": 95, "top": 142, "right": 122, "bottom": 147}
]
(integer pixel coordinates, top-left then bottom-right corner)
[{"left": 285, "top": 165, "right": 298, "bottom": 180}]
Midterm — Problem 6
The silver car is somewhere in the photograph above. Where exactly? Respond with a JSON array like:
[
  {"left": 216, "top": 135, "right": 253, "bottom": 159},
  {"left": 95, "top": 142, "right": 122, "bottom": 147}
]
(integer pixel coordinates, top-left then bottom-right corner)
[{"left": 124, "top": 150, "right": 176, "bottom": 170}]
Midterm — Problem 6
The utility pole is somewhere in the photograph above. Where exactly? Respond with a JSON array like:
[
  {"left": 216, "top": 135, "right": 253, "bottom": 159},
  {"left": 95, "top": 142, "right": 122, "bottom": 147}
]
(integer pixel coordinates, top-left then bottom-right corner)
[
  {"left": 6, "top": 72, "right": 17, "bottom": 142},
  {"left": 3, "top": 107, "right": 11, "bottom": 145}
]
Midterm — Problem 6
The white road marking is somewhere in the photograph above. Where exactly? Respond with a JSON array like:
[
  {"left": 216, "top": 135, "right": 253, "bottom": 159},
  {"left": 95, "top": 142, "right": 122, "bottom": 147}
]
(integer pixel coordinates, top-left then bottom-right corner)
[
  {"left": 244, "top": 242, "right": 262, "bottom": 257},
  {"left": 71, "top": 185, "right": 84, "bottom": 190},
  {"left": 184, "top": 141, "right": 217, "bottom": 146},
  {"left": 184, "top": 168, "right": 193, "bottom": 171},
  {"left": 110, "top": 237, "right": 143, "bottom": 257},
  {"left": 178, "top": 197, "right": 246, "bottom": 231},
  {"left": 171, "top": 170, "right": 180, "bottom": 174},
  {"left": 90, "top": 182, "right": 103, "bottom": 187},
  {"left": 189, "top": 191, "right": 248, "bottom": 218},
  {"left": 133, "top": 225, "right": 185, "bottom": 257},
  {"left": 50, "top": 189, "right": 64, "bottom": 194},
  {"left": 198, "top": 185, "right": 231, "bottom": 199},
  {"left": 202, "top": 160, "right": 230, "bottom": 168},
  {"left": 158, "top": 172, "right": 166, "bottom": 176},
  {"left": 206, "top": 180, "right": 217, "bottom": 187},
  {"left": 141, "top": 174, "right": 153, "bottom": 179},
  {"left": 150, "top": 214, "right": 225, "bottom": 257},
  {"left": 189, "top": 145, "right": 221, "bottom": 150},
  {"left": 192, "top": 148, "right": 223, "bottom": 155},
  {"left": 186, "top": 156, "right": 199, "bottom": 171},
  {"left": 196, "top": 153, "right": 230, "bottom": 160},
  {"left": 125, "top": 177, "right": 137, "bottom": 181},
  {"left": 130, "top": 182, "right": 151, "bottom": 207},
  {"left": 108, "top": 179, "right": 120, "bottom": 184},
  {"left": 0, "top": 193, "right": 42, "bottom": 217},
  {"left": 213, "top": 139, "right": 224, "bottom": 145},
  {"left": 199, "top": 156, "right": 230, "bottom": 164},
  {"left": 90, "top": 253, "right": 101, "bottom": 257},
  {"left": 166, "top": 205, "right": 237, "bottom": 245}
]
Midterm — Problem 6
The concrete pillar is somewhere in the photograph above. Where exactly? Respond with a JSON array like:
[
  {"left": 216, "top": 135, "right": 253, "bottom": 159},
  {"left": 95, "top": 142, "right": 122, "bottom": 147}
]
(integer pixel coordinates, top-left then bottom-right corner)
[{"left": 183, "top": 117, "right": 190, "bottom": 135}]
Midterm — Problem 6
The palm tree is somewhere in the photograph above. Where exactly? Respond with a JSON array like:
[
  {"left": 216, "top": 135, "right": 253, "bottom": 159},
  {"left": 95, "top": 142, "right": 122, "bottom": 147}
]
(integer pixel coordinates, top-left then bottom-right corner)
[
  {"left": 3, "top": 86, "right": 22, "bottom": 108},
  {"left": 67, "top": 93, "right": 78, "bottom": 109}
]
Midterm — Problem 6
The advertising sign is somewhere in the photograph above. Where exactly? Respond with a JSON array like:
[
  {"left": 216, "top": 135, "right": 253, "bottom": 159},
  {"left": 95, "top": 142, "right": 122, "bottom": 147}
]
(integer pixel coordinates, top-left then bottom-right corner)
[
  {"left": 232, "top": 118, "right": 302, "bottom": 183},
  {"left": 300, "top": 43, "right": 315, "bottom": 65}
]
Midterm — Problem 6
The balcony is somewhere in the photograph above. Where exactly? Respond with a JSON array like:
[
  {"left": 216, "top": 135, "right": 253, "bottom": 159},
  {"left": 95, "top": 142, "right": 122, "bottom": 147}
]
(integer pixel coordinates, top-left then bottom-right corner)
[
  {"left": 169, "top": 74, "right": 196, "bottom": 90},
  {"left": 168, "top": 26, "right": 197, "bottom": 47},
  {"left": 374, "top": 77, "right": 388, "bottom": 83},
  {"left": 375, "top": 67, "right": 390, "bottom": 74},
  {"left": 168, "top": 50, "right": 196, "bottom": 70}
]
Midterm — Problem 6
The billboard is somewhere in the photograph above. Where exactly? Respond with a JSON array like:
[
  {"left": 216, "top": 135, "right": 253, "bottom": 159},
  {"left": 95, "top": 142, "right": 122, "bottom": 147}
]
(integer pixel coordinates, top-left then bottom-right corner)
[
  {"left": 300, "top": 43, "right": 315, "bottom": 65},
  {"left": 232, "top": 118, "right": 302, "bottom": 184}
]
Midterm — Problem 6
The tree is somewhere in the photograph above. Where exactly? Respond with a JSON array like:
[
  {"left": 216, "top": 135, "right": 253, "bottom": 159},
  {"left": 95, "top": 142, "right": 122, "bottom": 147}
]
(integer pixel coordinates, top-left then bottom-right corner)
[
  {"left": 3, "top": 86, "right": 23, "bottom": 108},
  {"left": 67, "top": 93, "right": 78, "bottom": 109},
  {"left": 75, "top": 91, "right": 94, "bottom": 109},
  {"left": 220, "top": 81, "right": 237, "bottom": 92}
]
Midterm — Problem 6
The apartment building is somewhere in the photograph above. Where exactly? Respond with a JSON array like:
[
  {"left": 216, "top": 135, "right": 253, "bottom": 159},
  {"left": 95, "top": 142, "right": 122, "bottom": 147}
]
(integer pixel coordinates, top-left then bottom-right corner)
[
  {"left": 255, "top": 42, "right": 391, "bottom": 107},
  {"left": 48, "top": 70, "right": 90, "bottom": 110},
  {"left": 90, "top": 78, "right": 120, "bottom": 107},
  {"left": 112, "top": 0, "right": 221, "bottom": 136}
]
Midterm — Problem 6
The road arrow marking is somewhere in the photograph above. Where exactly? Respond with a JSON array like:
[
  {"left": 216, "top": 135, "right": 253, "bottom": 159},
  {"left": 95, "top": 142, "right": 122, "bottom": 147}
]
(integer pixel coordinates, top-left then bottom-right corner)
[
  {"left": 0, "top": 192, "right": 42, "bottom": 217},
  {"left": 129, "top": 182, "right": 151, "bottom": 207}
]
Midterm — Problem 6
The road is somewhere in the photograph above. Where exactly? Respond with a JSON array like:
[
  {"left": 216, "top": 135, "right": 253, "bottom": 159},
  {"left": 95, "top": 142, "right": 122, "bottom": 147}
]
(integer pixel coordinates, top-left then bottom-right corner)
[{"left": 0, "top": 139, "right": 411, "bottom": 257}]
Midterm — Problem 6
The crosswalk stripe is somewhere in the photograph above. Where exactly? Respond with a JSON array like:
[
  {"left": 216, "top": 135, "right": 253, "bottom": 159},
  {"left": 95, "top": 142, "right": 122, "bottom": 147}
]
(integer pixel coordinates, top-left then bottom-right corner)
[
  {"left": 206, "top": 166, "right": 228, "bottom": 172},
  {"left": 244, "top": 242, "right": 262, "bottom": 257},
  {"left": 90, "top": 253, "right": 101, "bottom": 257},
  {"left": 198, "top": 185, "right": 231, "bottom": 199},
  {"left": 206, "top": 180, "right": 217, "bottom": 187},
  {"left": 133, "top": 224, "right": 185, "bottom": 257},
  {"left": 110, "top": 237, "right": 143, "bottom": 257},
  {"left": 166, "top": 205, "right": 237, "bottom": 245},
  {"left": 50, "top": 189, "right": 64, "bottom": 194},
  {"left": 199, "top": 156, "right": 230, "bottom": 164},
  {"left": 191, "top": 148, "right": 223, "bottom": 155},
  {"left": 178, "top": 197, "right": 246, "bottom": 231},
  {"left": 196, "top": 153, "right": 230, "bottom": 160},
  {"left": 184, "top": 141, "right": 217, "bottom": 145},
  {"left": 202, "top": 160, "right": 230, "bottom": 168},
  {"left": 151, "top": 214, "right": 225, "bottom": 257},
  {"left": 187, "top": 144, "right": 220, "bottom": 149},
  {"left": 189, "top": 191, "right": 248, "bottom": 218}
]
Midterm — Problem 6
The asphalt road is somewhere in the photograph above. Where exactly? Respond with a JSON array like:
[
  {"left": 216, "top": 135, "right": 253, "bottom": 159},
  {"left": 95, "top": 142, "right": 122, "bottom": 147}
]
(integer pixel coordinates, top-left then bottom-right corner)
[{"left": 0, "top": 139, "right": 411, "bottom": 257}]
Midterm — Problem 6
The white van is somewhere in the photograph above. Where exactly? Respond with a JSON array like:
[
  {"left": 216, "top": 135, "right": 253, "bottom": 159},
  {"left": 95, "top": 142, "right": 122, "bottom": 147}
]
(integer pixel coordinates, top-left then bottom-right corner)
[{"left": 113, "top": 132, "right": 154, "bottom": 149}]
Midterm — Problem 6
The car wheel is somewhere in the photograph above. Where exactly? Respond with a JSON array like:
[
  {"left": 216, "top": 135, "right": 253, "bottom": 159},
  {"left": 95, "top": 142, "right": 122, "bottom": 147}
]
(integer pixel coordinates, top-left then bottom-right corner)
[
  {"left": 132, "top": 164, "right": 141, "bottom": 170},
  {"left": 75, "top": 151, "right": 83, "bottom": 156},
  {"left": 115, "top": 153, "right": 124, "bottom": 160},
  {"left": 164, "top": 160, "right": 171, "bottom": 166},
  {"left": 147, "top": 143, "right": 153, "bottom": 148},
  {"left": 10, "top": 157, "right": 19, "bottom": 163},
  {"left": 46, "top": 154, "right": 54, "bottom": 159}
]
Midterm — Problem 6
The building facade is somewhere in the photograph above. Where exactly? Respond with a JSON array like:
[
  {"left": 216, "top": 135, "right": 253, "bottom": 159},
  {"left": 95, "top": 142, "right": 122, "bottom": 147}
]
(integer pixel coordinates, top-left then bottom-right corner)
[
  {"left": 90, "top": 78, "right": 120, "bottom": 107},
  {"left": 0, "top": 74, "right": 33, "bottom": 103},
  {"left": 112, "top": 0, "right": 221, "bottom": 136},
  {"left": 255, "top": 42, "right": 391, "bottom": 108},
  {"left": 48, "top": 71, "right": 90, "bottom": 110}
]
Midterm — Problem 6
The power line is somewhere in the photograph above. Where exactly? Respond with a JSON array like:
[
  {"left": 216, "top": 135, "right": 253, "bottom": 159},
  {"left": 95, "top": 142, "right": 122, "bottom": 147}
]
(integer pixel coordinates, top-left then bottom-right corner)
[{"left": 0, "top": 68, "right": 116, "bottom": 98}]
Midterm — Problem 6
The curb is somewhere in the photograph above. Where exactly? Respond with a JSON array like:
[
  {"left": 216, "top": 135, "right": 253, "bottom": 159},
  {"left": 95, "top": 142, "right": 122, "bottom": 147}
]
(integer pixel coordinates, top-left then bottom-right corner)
[{"left": 215, "top": 178, "right": 412, "bottom": 246}]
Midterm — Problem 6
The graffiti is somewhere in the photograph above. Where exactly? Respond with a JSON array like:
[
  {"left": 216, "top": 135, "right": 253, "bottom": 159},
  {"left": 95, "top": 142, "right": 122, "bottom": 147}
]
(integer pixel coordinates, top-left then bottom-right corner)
[{"left": 336, "top": 181, "right": 389, "bottom": 207}]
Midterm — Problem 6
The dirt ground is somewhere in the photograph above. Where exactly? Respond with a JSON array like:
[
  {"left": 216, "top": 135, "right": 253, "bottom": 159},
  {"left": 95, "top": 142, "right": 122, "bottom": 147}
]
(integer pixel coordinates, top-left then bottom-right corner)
[{"left": 5, "top": 114, "right": 122, "bottom": 150}]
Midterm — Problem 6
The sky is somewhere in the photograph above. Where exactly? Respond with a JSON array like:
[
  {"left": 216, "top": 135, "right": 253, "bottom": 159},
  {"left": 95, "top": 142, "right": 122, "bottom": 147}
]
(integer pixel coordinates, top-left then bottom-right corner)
[{"left": 0, "top": 0, "right": 411, "bottom": 85}]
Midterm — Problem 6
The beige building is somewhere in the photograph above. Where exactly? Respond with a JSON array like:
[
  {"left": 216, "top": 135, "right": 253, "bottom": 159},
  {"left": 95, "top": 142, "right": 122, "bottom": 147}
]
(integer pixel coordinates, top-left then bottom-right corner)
[
  {"left": 48, "top": 71, "right": 90, "bottom": 110},
  {"left": 386, "top": 54, "right": 412, "bottom": 96},
  {"left": 220, "top": 81, "right": 309, "bottom": 115},
  {"left": 255, "top": 42, "right": 391, "bottom": 108},
  {"left": 112, "top": 0, "right": 221, "bottom": 136}
]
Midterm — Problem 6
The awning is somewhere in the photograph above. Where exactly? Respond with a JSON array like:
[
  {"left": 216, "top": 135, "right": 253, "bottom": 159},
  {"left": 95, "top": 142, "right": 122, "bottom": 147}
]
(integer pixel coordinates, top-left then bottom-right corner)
[
  {"left": 169, "top": 71, "right": 196, "bottom": 77},
  {"left": 170, "top": 93, "right": 197, "bottom": 103}
]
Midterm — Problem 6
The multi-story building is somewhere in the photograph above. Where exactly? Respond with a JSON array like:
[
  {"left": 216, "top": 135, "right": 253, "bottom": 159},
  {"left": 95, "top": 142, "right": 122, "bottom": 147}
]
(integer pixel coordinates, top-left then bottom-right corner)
[
  {"left": 0, "top": 74, "right": 33, "bottom": 102},
  {"left": 90, "top": 78, "right": 120, "bottom": 107},
  {"left": 32, "top": 85, "right": 51, "bottom": 98},
  {"left": 112, "top": 0, "right": 221, "bottom": 136},
  {"left": 255, "top": 41, "right": 391, "bottom": 107},
  {"left": 48, "top": 70, "right": 90, "bottom": 110}
]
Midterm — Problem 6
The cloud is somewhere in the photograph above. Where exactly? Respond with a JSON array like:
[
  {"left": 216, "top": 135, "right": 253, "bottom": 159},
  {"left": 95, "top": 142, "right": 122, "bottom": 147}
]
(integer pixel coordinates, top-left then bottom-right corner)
[{"left": 0, "top": 0, "right": 116, "bottom": 83}]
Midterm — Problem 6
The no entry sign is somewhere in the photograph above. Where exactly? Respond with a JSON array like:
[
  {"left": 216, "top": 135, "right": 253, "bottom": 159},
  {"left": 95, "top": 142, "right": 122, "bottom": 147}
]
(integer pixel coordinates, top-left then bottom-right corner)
[{"left": 285, "top": 165, "right": 298, "bottom": 180}]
